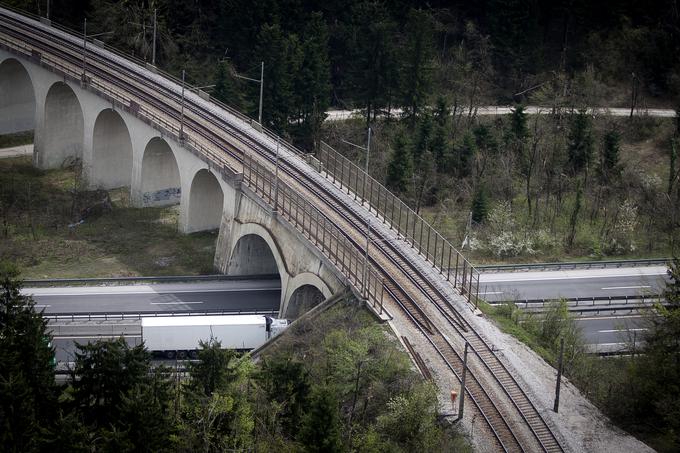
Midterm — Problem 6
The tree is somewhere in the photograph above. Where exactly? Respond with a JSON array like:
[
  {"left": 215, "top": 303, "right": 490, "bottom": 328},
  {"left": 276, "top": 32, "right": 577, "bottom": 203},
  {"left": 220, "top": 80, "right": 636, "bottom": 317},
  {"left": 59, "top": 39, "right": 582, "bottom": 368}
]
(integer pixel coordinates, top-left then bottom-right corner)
[
  {"left": 508, "top": 104, "right": 529, "bottom": 144},
  {"left": 598, "top": 129, "right": 622, "bottom": 184},
  {"left": 213, "top": 60, "right": 246, "bottom": 112},
  {"left": 72, "top": 338, "right": 151, "bottom": 428},
  {"left": 0, "top": 262, "right": 55, "bottom": 452},
  {"left": 566, "top": 183, "right": 583, "bottom": 248},
  {"left": 298, "top": 385, "right": 343, "bottom": 453},
  {"left": 256, "top": 355, "right": 310, "bottom": 437},
  {"left": 471, "top": 185, "right": 489, "bottom": 223},
  {"left": 399, "top": 9, "right": 435, "bottom": 122},
  {"left": 255, "top": 23, "right": 295, "bottom": 133},
  {"left": 293, "top": 12, "right": 331, "bottom": 150},
  {"left": 455, "top": 132, "right": 477, "bottom": 178},
  {"left": 567, "top": 110, "right": 594, "bottom": 175},
  {"left": 386, "top": 133, "right": 413, "bottom": 196}
]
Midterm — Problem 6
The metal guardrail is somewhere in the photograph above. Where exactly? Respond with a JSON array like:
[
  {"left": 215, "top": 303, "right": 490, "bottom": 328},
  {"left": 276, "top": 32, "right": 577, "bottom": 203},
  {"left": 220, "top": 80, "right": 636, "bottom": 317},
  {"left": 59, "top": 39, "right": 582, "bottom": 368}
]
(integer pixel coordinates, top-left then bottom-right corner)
[
  {"left": 23, "top": 274, "right": 280, "bottom": 286},
  {"left": 242, "top": 153, "right": 386, "bottom": 314},
  {"left": 477, "top": 258, "right": 670, "bottom": 273},
  {"left": 315, "top": 141, "right": 480, "bottom": 305},
  {"left": 489, "top": 294, "right": 664, "bottom": 311},
  {"left": 44, "top": 308, "right": 278, "bottom": 322}
]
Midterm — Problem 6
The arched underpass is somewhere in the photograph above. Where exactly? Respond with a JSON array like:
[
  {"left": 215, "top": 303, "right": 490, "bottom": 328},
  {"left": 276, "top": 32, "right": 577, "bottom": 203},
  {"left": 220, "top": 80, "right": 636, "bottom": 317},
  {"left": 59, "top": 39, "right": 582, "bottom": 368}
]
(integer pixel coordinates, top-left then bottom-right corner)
[
  {"left": 285, "top": 284, "right": 325, "bottom": 319},
  {"left": 186, "top": 169, "right": 223, "bottom": 232},
  {"left": 91, "top": 108, "right": 133, "bottom": 189},
  {"left": 0, "top": 58, "right": 35, "bottom": 134},
  {"left": 140, "top": 137, "right": 181, "bottom": 206},
  {"left": 42, "top": 81, "right": 83, "bottom": 168}
]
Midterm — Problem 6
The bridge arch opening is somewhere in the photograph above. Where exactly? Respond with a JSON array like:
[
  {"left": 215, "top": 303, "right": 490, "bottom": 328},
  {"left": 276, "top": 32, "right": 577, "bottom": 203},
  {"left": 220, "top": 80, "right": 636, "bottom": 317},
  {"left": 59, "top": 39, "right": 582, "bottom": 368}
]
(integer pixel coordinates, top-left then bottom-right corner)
[
  {"left": 42, "top": 82, "right": 84, "bottom": 168},
  {"left": 285, "top": 284, "right": 325, "bottom": 319},
  {"left": 92, "top": 109, "right": 133, "bottom": 189},
  {"left": 227, "top": 234, "right": 280, "bottom": 277},
  {"left": 140, "top": 137, "right": 181, "bottom": 206},
  {"left": 187, "top": 169, "right": 224, "bottom": 231},
  {"left": 0, "top": 58, "right": 35, "bottom": 135}
]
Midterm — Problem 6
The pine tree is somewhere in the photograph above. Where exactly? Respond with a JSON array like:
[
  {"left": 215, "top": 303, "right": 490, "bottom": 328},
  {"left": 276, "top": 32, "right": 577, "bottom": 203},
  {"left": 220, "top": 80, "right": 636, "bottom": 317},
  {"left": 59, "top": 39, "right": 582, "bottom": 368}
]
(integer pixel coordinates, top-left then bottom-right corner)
[
  {"left": 0, "top": 262, "right": 56, "bottom": 452},
  {"left": 456, "top": 132, "right": 477, "bottom": 178},
  {"left": 298, "top": 386, "right": 343, "bottom": 453},
  {"left": 386, "top": 133, "right": 413, "bottom": 195},
  {"left": 213, "top": 60, "right": 246, "bottom": 111},
  {"left": 598, "top": 129, "right": 621, "bottom": 184},
  {"left": 294, "top": 12, "right": 331, "bottom": 150},
  {"left": 471, "top": 185, "right": 489, "bottom": 223},
  {"left": 567, "top": 110, "right": 594, "bottom": 174},
  {"left": 509, "top": 104, "right": 528, "bottom": 144},
  {"left": 433, "top": 96, "right": 449, "bottom": 128},
  {"left": 399, "top": 8, "right": 435, "bottom": 122}
]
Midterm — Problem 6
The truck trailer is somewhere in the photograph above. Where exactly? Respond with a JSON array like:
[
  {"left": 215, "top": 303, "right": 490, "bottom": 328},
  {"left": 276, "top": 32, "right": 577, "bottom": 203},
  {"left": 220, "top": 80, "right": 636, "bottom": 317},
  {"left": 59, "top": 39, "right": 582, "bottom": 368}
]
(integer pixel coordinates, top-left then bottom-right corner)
[{"left": 141, "top": 314, "right": 288, "bottom": 359}]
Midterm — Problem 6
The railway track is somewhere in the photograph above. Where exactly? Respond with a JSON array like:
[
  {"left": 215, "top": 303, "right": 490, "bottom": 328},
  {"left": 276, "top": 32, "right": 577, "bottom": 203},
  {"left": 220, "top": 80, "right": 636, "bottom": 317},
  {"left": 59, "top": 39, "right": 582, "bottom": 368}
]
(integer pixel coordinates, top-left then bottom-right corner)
[{"left": 0, "top": 8, "right": 563, "bottom": 452}]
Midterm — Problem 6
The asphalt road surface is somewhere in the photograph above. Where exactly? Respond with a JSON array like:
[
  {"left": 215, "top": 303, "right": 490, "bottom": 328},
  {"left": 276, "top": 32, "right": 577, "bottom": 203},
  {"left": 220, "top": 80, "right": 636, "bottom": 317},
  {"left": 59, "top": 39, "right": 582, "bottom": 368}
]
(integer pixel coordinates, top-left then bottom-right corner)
[
  {"left": 25, "top": 278, "right": 282, "bottom": 314},
  {"left": 479, "top": 266, "right": 669, "bottom": 302}
]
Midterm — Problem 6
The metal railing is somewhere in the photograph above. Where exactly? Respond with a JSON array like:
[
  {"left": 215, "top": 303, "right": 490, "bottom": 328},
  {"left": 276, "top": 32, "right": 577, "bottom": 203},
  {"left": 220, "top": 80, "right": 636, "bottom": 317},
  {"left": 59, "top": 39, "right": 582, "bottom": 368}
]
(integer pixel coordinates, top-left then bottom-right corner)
[
  {"left": 489, "top": 294, "right": 664, "bottom": 311},
  {"left": 44, "top": 308, "right": 278, "bottom": 322},
  {"left": 24, "top": 274, "right": 280, "bottom": 286},
  {"left": 242, "top": 153, "right": 385, "bottom": 313},
  {"left": 315, "top": 141, "right": 480, "bottom": 304},
  {"left": 477, "top": 258, "right": 670, "bottom": 273}
]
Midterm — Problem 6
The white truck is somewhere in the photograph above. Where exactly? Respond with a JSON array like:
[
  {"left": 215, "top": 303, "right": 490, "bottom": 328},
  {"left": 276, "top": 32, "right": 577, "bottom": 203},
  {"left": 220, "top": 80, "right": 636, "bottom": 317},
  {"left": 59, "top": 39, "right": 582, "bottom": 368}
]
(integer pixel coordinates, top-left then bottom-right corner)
[{"left": 141, "top": 314, "right": 288, "bottom": 359}]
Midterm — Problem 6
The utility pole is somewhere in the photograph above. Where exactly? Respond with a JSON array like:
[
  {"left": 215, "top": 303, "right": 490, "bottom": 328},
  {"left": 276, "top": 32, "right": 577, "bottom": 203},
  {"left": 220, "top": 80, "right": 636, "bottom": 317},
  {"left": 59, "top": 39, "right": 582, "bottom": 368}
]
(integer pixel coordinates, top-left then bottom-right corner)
[
  {"left": 152, "top": 8, "right": 157, "bottom": 66},
  {"left": 553, "top": 337, "right": 564, "bottom": 413},
  {"left": 46, "top": 0, "right": 50, "bottom": 19},
  {"left": 179, "top": 69, "right": 186, "bottom": 140},
  {"left": 258, "top": 61, "right": 264, "bottom": 125},
  {"left": 274, "top": 137, "right": 280, "bottom": 211},
  {"left": 232, "top": 62, "right": 264, "bottom": 125},
  {"left": 81, "top": 18, "right": 87, "bottom": 80},
  {"left": 457, "top": 341, "right": 469, "bottom": 421}
]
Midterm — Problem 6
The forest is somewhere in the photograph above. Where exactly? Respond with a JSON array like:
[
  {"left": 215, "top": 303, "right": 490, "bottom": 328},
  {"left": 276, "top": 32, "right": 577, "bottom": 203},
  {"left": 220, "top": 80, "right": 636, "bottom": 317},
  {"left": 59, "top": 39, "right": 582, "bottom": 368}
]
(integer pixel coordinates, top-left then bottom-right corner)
[
  {"left": 0, "top": 264, "right": 470, "bottom": 452},
  {"left": 4, "top": 0, "right": 680, "bottom": 260}
]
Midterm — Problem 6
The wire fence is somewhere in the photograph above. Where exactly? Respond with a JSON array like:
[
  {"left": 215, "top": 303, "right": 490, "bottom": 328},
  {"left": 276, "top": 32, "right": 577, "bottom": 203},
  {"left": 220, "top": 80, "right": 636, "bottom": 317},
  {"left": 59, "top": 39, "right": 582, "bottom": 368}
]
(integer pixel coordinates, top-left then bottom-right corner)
[
  {"left": 315, "top": 142, "right": 480, "bottom": 305},
  {"left": 242, "top": 153, "right": 385, "bottom": 313}
]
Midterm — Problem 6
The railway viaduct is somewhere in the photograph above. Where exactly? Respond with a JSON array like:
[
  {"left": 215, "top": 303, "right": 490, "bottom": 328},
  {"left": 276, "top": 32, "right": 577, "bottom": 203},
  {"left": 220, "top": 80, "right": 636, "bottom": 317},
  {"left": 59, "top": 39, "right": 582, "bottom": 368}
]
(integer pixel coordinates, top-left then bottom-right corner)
[
  {"left": 0, "top": 48, "right": 337, "bottom": 319},
  {"left": 0, "top": 7, "right": 570, "bottom": 452}
]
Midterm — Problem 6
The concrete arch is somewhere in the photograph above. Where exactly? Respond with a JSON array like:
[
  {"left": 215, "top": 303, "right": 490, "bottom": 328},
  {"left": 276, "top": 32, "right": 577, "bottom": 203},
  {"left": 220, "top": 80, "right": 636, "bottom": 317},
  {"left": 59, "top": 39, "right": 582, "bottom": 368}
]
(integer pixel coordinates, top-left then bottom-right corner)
[
  {"left": 228, "top": 233, "right": 281, "bottom": 277},
  {"left": 283, "top": 272, "right": 331, "bottom": 318},
  {"left": 140, "top": 137, "right": 181, "bottom": 206},
  {"left": 92, "top": 108, "right": 133, "bottom": 189},
  {"left": 186, "top": 168, "right": 224, "bottom": 232},
  {"left": 0, "top": 58, "right": 36, "bottom": 134},
  {"left": 41, "top": 81, "right": 84, "bottom": 168}
]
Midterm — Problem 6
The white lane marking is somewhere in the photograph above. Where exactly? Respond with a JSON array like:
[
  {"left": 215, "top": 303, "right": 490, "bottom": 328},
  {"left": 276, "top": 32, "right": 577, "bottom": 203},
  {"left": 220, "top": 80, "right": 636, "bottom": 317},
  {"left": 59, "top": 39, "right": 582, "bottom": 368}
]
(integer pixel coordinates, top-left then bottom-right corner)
[
  {"left": 576, "top": 315, "right": 645, "bottom": 321},
  {"left": 150, "top": 301, "right": 204, "bottom": 305},
  {"left": 34, "top": 304, "right": 51, "bottom": 308},
  {"left": 28, "top": 288, "right": 278, "bottom": 297},
  {"left": 598, "top": 328, "right": 648, "bottom": 333},
  {"left": 479, "top": 291, "right": 504, "bottom": 295},
  {"left": 481, "top": 267, "right": 668, "bottom": 283},
  {"left": 601, "top": 285, "right": 651, "bottom": 290}
]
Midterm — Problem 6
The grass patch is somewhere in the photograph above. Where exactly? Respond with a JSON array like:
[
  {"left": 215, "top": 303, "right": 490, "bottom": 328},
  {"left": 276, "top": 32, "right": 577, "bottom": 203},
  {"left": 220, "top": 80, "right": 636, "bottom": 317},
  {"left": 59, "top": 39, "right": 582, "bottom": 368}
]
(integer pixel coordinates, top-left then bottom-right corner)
[
  {"left": 0, "top": 131, "right": 34, "bottom": 148},
  {"left": 0, "top": 156, "right": 216, "bottom": 278}
]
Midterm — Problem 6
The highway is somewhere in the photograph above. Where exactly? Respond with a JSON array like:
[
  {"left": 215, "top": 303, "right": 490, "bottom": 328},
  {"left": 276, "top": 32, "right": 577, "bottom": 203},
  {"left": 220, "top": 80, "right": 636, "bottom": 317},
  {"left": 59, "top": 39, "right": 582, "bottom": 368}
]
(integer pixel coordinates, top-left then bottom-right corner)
[
  {"left": 24, "top": 278, "right": 282, "bottom": 314},
  {"left": 479, "top": 266, "right": 669, "bottom": 302}
]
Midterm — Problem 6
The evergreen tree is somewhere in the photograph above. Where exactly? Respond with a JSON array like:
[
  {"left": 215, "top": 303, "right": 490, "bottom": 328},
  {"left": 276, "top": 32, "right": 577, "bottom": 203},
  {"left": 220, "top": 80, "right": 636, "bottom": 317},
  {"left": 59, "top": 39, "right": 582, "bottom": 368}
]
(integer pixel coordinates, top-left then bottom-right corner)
[
  {"left": 598, "top": 129, "right": 622, "bottom": 184},
  {"left": 294, "top": 12, "right": 331, "bottom": 150},
  {"left": 508, "top": 104, "right": 528, "bottom": 144},
  {"left": 412, "top": 114, "right": 433, "bottom": 159},
  {"left": 471, "top": 185, "right": 489, "bottom": 223},
  {"left": 188, "top": 340, "right": 239, "bottom": 396},
  {"left": 72, "top": 338, "right": 151, "bottom": 428},
  {"left": 0, "top": 262, "right": 56, "bottom": 452},
  {"left": 567, "top": 110, "right": 594, "bottom": 174},
  {"left": 433, "top": 96, "right": 449, "bottom": 128},
  {"left": 348, "top": 2, "right": 399, "bottom": 128},
  {"left": 298, "top": 385, "right": 343, "bottom": 453},
  {"left": 455, "top": 132, "right": 477, "bottom": 178},
  {"left": 213, "top": 60, "right": 246, "bottom": 111},
  {"left": 386, "top": 133, "right": 413, "bottom": 195},
  {"left": 257, "top": 355, "right": 310, "bottom": 436},
  {"left": 431, "top": 124, "right": 448, "bottom": 173},
  {"left": 399, "top": 8, "right": 435, "bottom": 122},
  {"left": 255, "top": 23, "right": 295, "bottom": 132}
]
